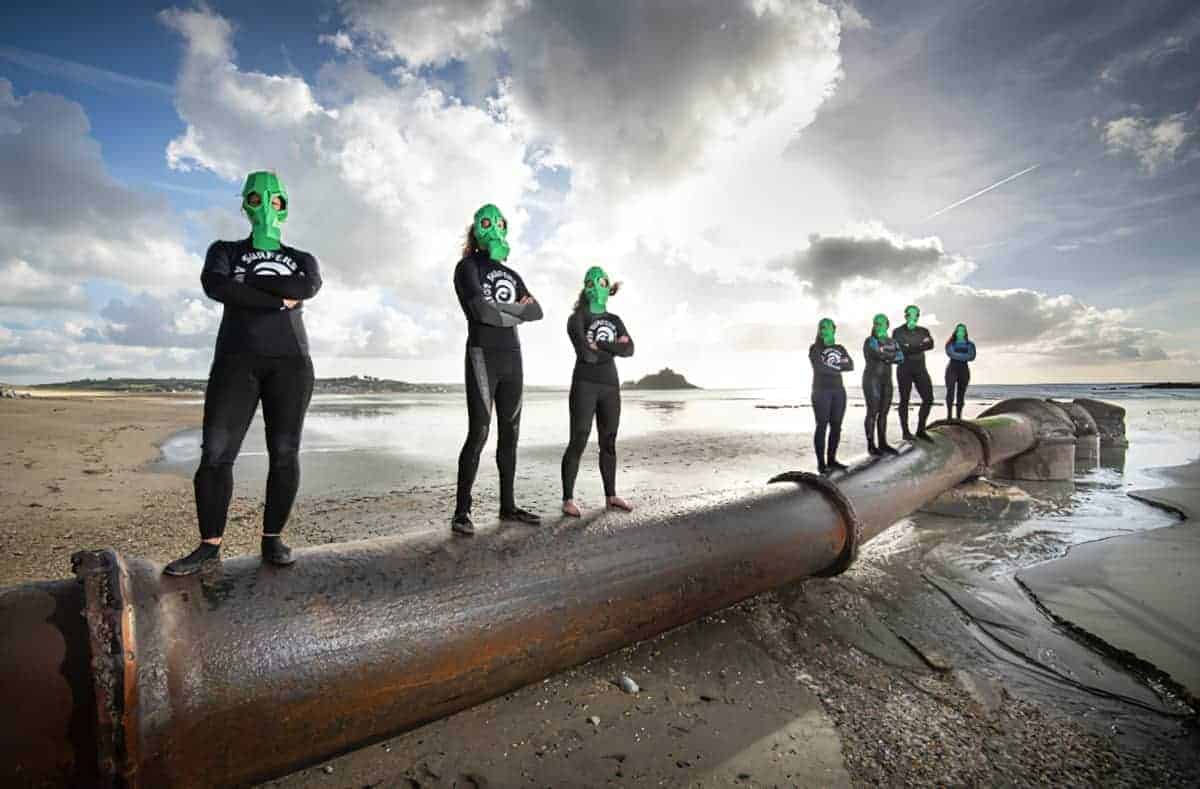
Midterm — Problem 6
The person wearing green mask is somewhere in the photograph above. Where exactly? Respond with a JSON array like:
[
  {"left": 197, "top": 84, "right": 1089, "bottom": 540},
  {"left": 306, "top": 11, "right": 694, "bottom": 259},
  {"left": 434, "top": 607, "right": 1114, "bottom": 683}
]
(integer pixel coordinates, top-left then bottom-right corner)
[
  {"left": 165, "top": 171, "right": 322, "bottom": 576},
  {"left": 944, "top": 323, "right": 977, "bottom": 420},
  {"left": 809, "top": 318, "right": 854, "bottom": 474},
  {"left": 452, "top": 203, "right": 544, "bottom": 535},
  {"left": 561, "top": 266, "right": 635, "bottom": 516},
  {"left": 892, "top": 304, "right": 936, "bottom": 441},
  {"left": 862, "top": 313, "right": 903, "bottom": 456}
]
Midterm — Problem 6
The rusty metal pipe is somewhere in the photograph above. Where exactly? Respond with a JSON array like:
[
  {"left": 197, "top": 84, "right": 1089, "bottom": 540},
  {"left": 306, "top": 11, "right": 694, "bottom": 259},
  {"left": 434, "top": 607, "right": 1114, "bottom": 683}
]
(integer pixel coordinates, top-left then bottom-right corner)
[{"left": 2, "top": 411, "right": 1039, "bottom": 787}]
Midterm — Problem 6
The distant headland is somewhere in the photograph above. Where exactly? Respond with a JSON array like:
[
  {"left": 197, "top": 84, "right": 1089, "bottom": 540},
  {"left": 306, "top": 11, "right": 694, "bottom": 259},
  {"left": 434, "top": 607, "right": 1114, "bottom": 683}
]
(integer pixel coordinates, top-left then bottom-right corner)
[
  {"left": 1139, "top": 382, "right": 1200, "bottom": 390},
  {"left": 622, "top": 368, "right": 700, "bottom": 390},
  {"left": 15, "top": 376, "right": 456, "bottom": 395}
]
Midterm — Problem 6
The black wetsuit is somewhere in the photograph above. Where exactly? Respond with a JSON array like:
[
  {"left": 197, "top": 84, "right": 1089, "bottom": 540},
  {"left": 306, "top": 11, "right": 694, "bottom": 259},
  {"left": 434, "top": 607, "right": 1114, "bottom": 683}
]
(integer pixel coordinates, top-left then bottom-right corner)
[
  {"left": 809, "top": 342, "right": 854, "bottom": 470},
  {"left": 944, "top": 340, "right": 976, "bottom": 420},
  {"left": 561, "top": 309, "right": 634, "bottom": 500},
  {"left": 892, "top": 324, "right": 935, "bottom": 437},
  {"left": 195, "top": 238, "right": 321, "bottom": 540},
  {"left": 862, "top": 334, "right": 903, "bottom": 452},
  {"left": 453, "top": 251, "right": 543, "bottom": 517}
]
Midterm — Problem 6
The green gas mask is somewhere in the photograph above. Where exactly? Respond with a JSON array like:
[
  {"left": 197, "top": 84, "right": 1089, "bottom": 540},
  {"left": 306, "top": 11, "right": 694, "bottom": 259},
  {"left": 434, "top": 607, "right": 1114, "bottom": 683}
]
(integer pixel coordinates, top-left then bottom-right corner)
[
  {"left": 873, "top": 313, "right": 889, "bottom": 340},
  {"left": 904, "top": 304, "right": 920, "bottom": 330},
  {"left": 583, "top": 265, "right": 611, "bottom": 314},
  {"left": 473, "top": 203, "right": 510, "bottom": 262},
  {"left": 819, "top": 318, "right": 836, "bottom": 346},
  {"left": 954, "top": 324, "right": 967, "bottom": 342},
  {"left": 242, "top": 171, "right": 288, "bottom": 251}
]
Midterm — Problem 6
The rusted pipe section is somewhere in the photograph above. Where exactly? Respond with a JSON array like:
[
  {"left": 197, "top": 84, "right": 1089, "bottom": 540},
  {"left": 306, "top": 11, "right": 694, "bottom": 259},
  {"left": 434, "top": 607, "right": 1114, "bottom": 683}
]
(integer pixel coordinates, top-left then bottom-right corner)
[
  {"left": 980, "top": 398, "right": 1078, "bottom": 481},
  {"left": 3, "top": 409, "right": 1049, "bottom": 787}
]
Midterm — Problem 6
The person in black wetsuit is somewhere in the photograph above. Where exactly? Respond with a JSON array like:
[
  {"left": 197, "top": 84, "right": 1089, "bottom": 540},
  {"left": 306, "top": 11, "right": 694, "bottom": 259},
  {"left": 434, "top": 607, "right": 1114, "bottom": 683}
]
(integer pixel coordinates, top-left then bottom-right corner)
[
  {"left": 809, "top": 318, "right": 854, "bottom": 474},
  {"left": 863, "top": 313, "right": 903, "bottom": 456},
  {"left": 452, "top": 203, "right": 544, "bottom": 535},
  {"left": 893, "top": 304, "right": 936, "bottom": 441},
  {"left": 165, "top": 171, "right": 321, "bottom": 576},
  {"left": 561, "top": 266, "right": 635, "bottom": 517},
  {"left": 944, "top": 323, "right": 977, "bottom": 420}
]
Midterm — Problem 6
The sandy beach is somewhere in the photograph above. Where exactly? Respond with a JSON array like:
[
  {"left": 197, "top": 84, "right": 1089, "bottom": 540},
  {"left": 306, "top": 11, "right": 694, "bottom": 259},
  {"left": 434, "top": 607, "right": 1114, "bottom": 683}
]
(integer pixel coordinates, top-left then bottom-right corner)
[{"left": 1, "top": 393, "right": 1197, "bottom": 787}]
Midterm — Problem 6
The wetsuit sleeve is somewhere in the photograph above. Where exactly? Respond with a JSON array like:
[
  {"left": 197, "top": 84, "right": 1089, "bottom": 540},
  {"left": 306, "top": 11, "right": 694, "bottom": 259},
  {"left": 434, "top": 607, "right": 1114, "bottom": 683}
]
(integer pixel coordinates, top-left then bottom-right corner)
[
  {"left": 836, "top": 344, "right": 854, "bottom": 371},
  {"left": 568, "top": 312, "right": 610, "bottom": 364},
  {"left": 596, "top": 315, "right": 634, "bottom": 357},
  {"left": 455, "top": 258, "right": 520, "bottom": 328},
  {"left": 809, "top": 343, "right": 845, "bottom": 375},
  {"left": 200, "top": 242, "right": 284, "bottom": 309},
  {"left": 917, "top": 328, "right": 935, "bottom": 352},
  {"left": 866, "top": 338, "right": 902, "bottom": 364},
  {"left": 946, "top": 341, "right": 976, "bottom": 362},
  {"left": 496, "top": 271, "right": 544, "bottom": 322},
  {"left": 966, "top": 341, "right": 977, "bottom": 362},
  {"left": 245, "top": 253, "right": 322, "bottom": 300}
]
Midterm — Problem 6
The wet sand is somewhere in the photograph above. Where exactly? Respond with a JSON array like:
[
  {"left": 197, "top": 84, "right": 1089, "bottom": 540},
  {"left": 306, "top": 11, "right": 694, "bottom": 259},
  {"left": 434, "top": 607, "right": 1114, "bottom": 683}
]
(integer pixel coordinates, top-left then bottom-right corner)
[
  {"left": 1018, "top": 460, "right": 1200, "bottom": 702},
  {"left": 1, "top": 395, "right": 1197, "bottom": 787}
]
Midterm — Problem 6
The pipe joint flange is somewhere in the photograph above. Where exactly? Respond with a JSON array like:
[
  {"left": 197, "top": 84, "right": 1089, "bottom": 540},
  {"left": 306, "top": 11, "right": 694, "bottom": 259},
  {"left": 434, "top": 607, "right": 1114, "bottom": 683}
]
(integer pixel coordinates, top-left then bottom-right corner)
[
  {"left": 767, "top": 471, "right": 862, "bottom": 577},
  {"left": 72, "top": 549, "right": 137, "bottom": 786},
  {"left": 926, "top": 418, "right": 992, "bottom": 473}
]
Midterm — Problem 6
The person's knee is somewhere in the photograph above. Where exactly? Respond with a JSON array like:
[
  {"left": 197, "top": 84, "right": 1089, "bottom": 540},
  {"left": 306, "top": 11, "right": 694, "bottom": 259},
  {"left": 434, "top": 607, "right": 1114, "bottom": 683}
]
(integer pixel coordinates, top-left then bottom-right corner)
[
  {"left": 566, "top": 430, "right": 590, "bottom": 455},
  {"left": 463, "top": 422, "right": 491, "bottom": 453},
  {"left": 266, "top": 438, "right": 300, "bottom": 470},
  {"left": 598, "top": 432, "right": 617, "bottom": 456}
]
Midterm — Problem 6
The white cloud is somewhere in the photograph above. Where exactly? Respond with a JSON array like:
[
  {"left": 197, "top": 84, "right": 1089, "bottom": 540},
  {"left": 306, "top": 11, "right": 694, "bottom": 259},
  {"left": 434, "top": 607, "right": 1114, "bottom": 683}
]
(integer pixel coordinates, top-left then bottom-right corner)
[
  {"left": 318, "top": 30, "right": 355, "bottom": 53},
  {"left": 338, "top": 0, "right": 517, "bottom": 65},
  {"left": 160, "top": 7, "right": 537, "bottom": 298},
  {"left": 1099, "top": 112, "right": 1192, "bottom": 173},
  {"left": 0, "top": 79, "right": 197, "bottom": 294},
  {"left": 340, "top": 0, "right": 844, "bottom": 198},
  {"left": 0, "top": 258, "right": 88, "bottom": 308}
]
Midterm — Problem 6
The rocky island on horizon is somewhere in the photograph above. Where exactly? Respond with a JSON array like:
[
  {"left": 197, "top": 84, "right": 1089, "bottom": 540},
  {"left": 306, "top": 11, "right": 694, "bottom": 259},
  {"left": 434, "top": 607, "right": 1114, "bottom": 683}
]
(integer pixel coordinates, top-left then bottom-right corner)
[{"left": 622, "top": 367, "right": 701, "bottom": 390}]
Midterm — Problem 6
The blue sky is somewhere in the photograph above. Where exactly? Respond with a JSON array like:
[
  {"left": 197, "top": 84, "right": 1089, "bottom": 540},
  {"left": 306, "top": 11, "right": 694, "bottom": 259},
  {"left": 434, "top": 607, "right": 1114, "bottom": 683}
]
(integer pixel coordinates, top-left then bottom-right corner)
[{"left": 1, "top": 1, "right": 1197, "bottom": 386}]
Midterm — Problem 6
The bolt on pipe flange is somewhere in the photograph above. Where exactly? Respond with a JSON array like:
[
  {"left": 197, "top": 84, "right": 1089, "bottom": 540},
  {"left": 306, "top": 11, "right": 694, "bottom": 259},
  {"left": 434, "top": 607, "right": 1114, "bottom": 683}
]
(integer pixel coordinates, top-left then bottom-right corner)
[{"left": 767, "top": 471, "right": 862, "bottom": 576}]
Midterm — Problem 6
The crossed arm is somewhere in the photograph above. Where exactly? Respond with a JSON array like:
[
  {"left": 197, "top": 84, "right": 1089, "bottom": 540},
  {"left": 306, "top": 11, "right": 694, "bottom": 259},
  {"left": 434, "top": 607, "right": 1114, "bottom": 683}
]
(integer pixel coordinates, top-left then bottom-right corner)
[{"left": 201, "top": 243, "right": 322, "bottom": 309}]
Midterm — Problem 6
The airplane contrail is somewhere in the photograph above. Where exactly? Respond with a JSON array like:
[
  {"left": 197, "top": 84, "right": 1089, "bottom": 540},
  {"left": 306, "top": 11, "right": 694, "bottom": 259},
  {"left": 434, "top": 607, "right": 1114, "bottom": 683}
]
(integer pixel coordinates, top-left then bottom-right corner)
[{"left": 924, "top": 164, "right": 1040, "bottom": 221}]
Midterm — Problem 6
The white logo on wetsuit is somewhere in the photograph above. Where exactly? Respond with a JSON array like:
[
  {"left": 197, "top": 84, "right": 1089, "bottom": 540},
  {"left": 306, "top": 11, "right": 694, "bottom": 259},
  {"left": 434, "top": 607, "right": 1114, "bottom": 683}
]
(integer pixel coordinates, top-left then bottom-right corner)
[
  {"left": 482, "top": 268, "right": 518, "bottom": 304},
  {"left": 236, "top": 250, "right": 297, "bottom": 278},
  {"left": 586, "top": 317, "right": 618, "bottom": 344},
  {"left": 821, "top": 347, "right": 846, "bottom": 367}
]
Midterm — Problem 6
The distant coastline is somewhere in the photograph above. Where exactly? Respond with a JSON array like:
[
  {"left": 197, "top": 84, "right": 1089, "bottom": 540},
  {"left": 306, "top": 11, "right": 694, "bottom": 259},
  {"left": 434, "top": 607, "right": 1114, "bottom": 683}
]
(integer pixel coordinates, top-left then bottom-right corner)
[
  {"left": 16, "top": 376, "right": 457, "bottom": 395},
  {"left": 1138, "top": 382, "right": 1200, "bottom": 390}
]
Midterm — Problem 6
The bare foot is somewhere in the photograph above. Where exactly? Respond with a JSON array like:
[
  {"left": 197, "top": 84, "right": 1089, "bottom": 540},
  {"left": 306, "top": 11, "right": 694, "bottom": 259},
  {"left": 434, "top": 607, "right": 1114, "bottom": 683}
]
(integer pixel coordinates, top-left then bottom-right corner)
[
  {"left": 606, "top": 496, "right": 633, "bottom": 512},
  {"left": 562, "top": 500, "right": 582, "bottom": 517}
]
